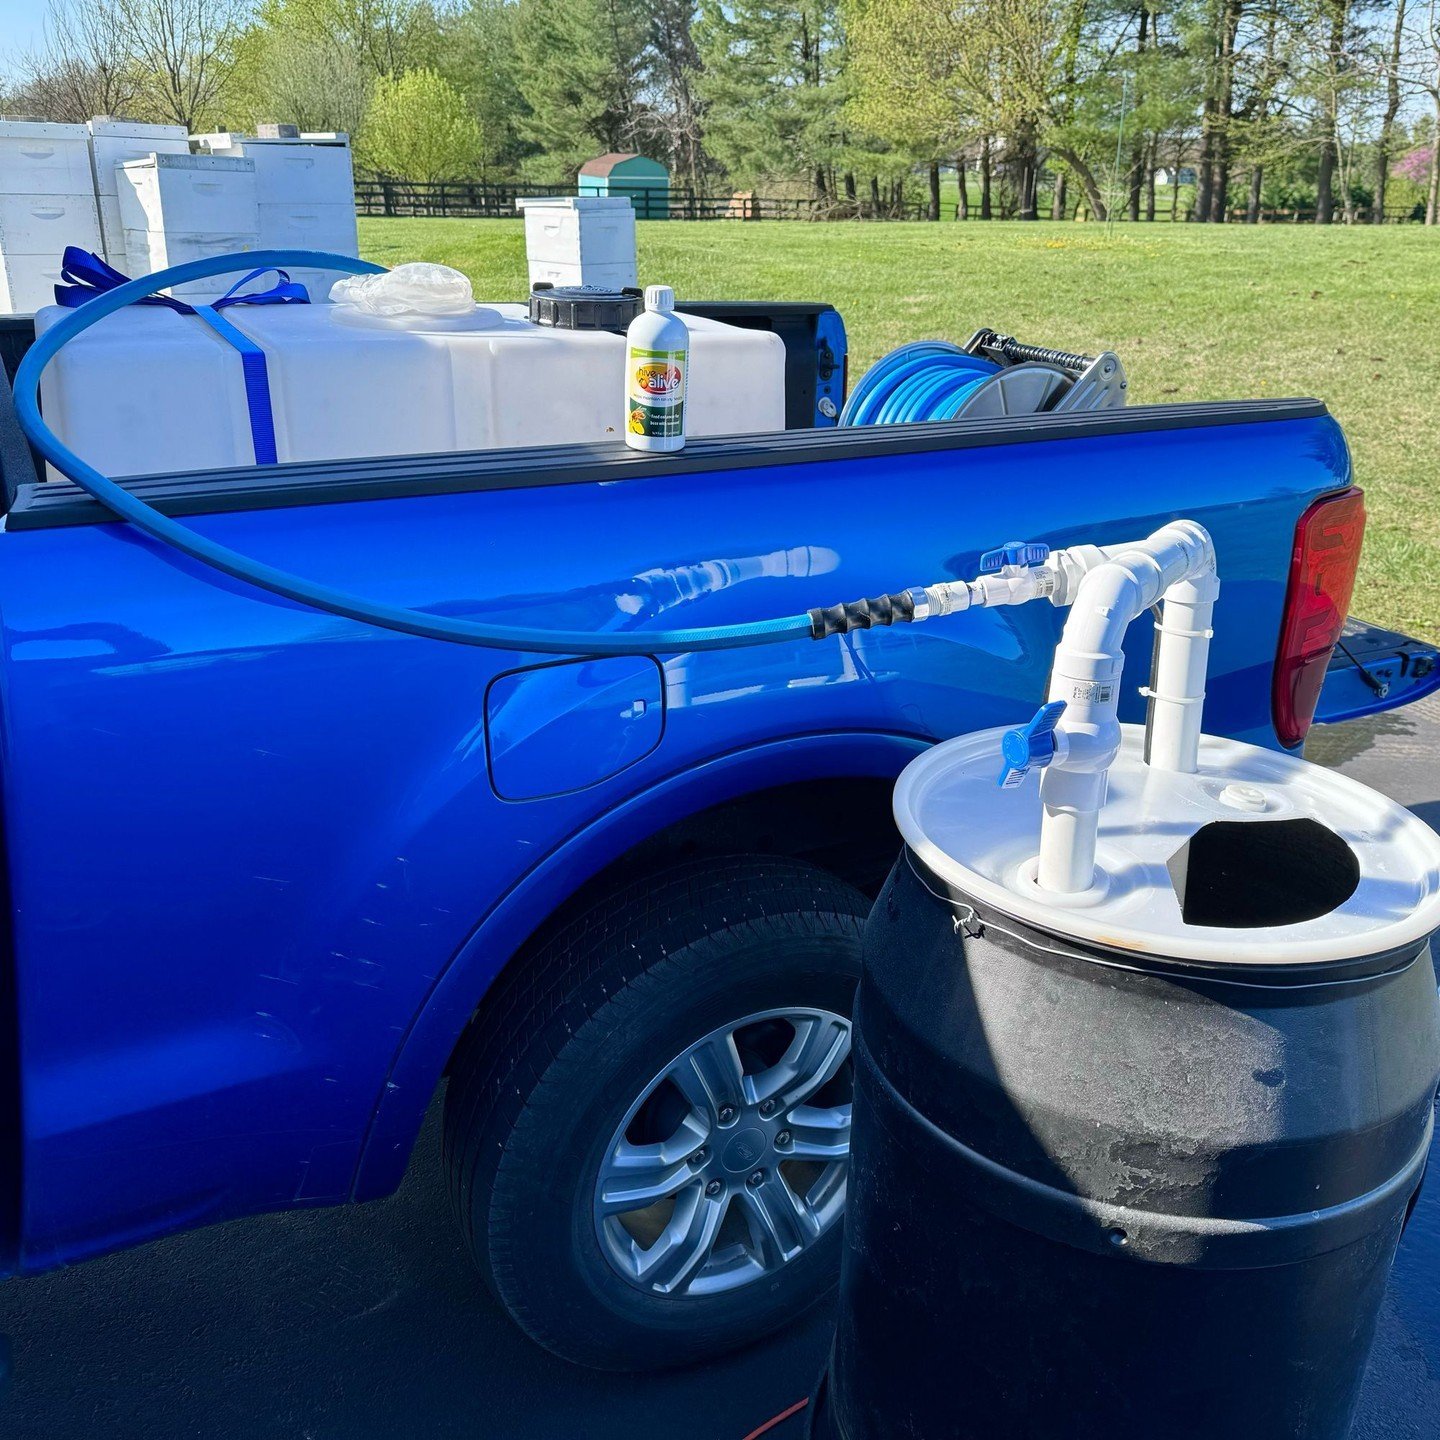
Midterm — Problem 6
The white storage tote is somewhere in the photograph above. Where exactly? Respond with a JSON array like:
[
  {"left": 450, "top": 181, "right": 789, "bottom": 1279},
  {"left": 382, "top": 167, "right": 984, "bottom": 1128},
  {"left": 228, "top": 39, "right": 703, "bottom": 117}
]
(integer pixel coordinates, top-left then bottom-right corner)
[
  {"left": 518, "top": 197, "right": 637, "bottom": 289},
  {"left": 87, "top": 118, "right": 190, "bottom": 270}
]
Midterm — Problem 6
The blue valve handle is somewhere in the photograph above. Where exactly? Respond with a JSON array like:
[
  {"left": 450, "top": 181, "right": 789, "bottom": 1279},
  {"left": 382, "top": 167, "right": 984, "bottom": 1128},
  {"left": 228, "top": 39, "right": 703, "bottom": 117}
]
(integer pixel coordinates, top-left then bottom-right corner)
[
  {"left": 979, "top": 540, "right": 1051, "bottom": 574},
  {"left": 998, "top": 700, "right": 1067, "bottom": 789}
]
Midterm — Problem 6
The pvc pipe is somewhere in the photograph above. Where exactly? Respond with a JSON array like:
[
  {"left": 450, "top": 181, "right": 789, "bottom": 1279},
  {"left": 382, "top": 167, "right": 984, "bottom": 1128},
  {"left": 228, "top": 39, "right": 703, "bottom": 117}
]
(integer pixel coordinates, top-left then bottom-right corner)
[
  {"left": 1038, "top": 521, "right": 1217, "bottom": 893},
  {"left": 1145, "top": 569, "right": 1219, "bottom": 773}
]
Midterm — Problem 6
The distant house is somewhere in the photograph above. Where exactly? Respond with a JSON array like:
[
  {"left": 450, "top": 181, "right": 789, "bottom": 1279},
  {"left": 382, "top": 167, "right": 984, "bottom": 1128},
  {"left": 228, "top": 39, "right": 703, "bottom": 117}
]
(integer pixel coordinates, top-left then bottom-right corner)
[{"left": 578, "top": 153, "right": 670, "bottom": 218}]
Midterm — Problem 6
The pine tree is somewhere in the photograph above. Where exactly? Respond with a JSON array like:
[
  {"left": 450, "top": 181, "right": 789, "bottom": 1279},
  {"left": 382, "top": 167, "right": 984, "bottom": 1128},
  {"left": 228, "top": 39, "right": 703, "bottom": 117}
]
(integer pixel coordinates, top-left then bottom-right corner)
[
  {"left": 695, "top": 0, "right": 848, "bottom": 194},
  {"left": 513, "top": 0, "right": 650, "bottom": 175}
]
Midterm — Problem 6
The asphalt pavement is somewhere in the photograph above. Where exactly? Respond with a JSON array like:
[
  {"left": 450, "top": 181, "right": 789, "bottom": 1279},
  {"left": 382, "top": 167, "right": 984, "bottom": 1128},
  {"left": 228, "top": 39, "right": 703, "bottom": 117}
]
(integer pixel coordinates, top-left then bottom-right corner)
[{"left": 1, "top": 691, "right": 1437, "bottom": 1439}]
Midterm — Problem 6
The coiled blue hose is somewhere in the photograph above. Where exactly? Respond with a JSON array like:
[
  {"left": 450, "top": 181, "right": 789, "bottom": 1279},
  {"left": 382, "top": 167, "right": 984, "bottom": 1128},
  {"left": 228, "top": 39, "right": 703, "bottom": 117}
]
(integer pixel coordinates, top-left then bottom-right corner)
[
  {"left": 13, "top": 250, "right": 816, "bottom": 656},
  {"left": 839, "top": 341, "right": 999, "bottom": 426}
]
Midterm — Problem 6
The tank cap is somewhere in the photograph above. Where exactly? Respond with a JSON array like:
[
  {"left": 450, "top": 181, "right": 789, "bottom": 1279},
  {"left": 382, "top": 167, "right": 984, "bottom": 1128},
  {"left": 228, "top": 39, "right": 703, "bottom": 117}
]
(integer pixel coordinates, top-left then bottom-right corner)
[
  {"left": 528, "top": 283, "right": 644, "bottom": 331},
  {"left": 1219, "top": 782, "right": 1272, "bottom": 813}
]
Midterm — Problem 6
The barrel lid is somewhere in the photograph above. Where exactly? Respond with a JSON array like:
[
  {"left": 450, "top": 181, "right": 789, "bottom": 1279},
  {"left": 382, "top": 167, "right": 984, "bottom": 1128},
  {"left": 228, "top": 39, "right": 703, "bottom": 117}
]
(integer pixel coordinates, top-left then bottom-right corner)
[
  {"left": 527, "top": 283, "right": 643, "bottom": 331},
  {"left": 894, "top": 725, "right": 1440, "bottom": 966}
]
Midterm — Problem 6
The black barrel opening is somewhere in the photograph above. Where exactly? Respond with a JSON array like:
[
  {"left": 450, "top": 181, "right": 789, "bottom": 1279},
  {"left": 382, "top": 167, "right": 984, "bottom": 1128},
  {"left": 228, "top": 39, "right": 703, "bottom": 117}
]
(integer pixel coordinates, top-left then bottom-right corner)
[{"left": 1167, "top": 817, "right": 1360, "bottom": 928}]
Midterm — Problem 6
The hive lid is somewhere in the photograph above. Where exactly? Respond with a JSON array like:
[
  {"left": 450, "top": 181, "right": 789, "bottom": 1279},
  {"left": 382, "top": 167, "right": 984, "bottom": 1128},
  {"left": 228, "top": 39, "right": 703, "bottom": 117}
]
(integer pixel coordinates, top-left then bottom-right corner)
[{"left": 894, "top": 724, "right": 1440, "bottom": 966}]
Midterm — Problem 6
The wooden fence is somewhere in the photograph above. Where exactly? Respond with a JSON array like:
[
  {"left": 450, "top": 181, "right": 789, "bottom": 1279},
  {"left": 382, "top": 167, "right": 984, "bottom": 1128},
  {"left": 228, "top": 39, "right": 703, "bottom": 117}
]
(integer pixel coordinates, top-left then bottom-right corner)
[
  {"left": 354, "top": 180, "right": 1424, "bottom": 226},
  {"left": 354, "top": 180, "right": 925, "bottom": 221}
]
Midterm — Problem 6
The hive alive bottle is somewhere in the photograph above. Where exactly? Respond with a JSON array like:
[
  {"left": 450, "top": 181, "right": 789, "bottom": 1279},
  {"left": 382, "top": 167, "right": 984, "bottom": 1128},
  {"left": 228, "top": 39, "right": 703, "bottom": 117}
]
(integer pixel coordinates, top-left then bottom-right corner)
[{"left": 624, "top": 285, "right": 688, "bottom": 452}]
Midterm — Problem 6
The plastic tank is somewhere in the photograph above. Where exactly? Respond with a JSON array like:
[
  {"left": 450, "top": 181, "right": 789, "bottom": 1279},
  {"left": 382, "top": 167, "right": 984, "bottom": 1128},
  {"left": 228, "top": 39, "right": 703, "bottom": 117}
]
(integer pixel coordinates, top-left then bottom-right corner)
[
  {"left": 33, "top": 300, "right": 787, "bottom": 477},
  {"left": 812, "top": 724, "right": 1440, "bottom": 1440}
]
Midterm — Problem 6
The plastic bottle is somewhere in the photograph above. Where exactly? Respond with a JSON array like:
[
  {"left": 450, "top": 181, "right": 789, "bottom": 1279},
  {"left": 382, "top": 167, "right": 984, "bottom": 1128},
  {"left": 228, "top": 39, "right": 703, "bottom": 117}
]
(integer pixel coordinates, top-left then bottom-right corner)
[{"left": 624, "top": 285, "right": 688, "bottom": 452}]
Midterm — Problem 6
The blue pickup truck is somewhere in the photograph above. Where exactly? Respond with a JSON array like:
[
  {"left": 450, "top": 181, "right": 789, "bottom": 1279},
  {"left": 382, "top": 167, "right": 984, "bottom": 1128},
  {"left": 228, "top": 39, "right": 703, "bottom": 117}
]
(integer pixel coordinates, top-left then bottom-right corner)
[{"left": 0, "top": 290, "right": 1434, "bottom": 1375}]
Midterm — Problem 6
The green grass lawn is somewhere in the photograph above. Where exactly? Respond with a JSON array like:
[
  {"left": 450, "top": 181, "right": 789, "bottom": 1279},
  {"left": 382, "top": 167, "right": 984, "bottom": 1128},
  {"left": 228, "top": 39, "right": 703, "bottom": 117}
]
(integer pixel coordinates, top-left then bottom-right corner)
[{"left": 359, "top": 217, "right": 1440, "bottom": 640}]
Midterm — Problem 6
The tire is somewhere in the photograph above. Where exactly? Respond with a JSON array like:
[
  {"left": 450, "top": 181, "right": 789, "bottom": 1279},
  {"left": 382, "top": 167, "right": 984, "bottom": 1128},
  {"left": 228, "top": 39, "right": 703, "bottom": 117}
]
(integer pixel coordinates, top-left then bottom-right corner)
[{"left": 443, "top": 855, "right": 870, "bottom": 1371}]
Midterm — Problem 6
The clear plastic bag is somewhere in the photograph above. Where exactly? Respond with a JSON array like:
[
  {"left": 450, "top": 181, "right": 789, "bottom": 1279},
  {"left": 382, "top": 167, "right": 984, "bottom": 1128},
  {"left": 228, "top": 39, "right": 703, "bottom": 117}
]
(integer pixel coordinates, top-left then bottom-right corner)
[{"left": 328, "top": 262, "right": 475, "bottom": 317}]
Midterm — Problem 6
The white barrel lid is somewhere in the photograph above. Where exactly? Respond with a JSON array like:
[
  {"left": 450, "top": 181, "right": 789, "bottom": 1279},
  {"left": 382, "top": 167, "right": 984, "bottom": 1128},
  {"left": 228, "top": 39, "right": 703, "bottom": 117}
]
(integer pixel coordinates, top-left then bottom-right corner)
[{"left": 894, "top": 724, "right": 1440, "bottom": 966}]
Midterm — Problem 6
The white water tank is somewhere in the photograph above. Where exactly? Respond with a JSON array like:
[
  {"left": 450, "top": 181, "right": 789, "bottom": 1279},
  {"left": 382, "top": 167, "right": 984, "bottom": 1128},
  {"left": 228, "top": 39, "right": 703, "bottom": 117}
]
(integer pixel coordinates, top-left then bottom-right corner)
[{"left": 33, "top": 300, "right": 787, "bottom": 477}]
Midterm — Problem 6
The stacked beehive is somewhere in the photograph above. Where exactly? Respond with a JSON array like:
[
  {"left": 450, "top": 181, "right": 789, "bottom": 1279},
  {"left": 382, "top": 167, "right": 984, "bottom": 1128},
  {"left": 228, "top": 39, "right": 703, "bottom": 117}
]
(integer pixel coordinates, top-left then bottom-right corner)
[
  {"left": 0, "top": 117, "right": 361, "bottom": 313},
  {"left": 88, "top": 118, "right": 191, "bottom": 275},
  {"left": 0, "top": 121, "right": 104, "bottom": 313},
  {"left": 191, "top": 126, "right": 360, "bottom": 299},
  {"left": 117, "top": 153, "right": 261, "bottom": 301}
]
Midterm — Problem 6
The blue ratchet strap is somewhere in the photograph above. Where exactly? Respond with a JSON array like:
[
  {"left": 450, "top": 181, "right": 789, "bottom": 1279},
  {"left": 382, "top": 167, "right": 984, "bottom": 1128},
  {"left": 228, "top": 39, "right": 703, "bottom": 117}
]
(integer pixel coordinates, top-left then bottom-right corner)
[{"left": 54, "top": 247, "right": 310, "bottom": 466}]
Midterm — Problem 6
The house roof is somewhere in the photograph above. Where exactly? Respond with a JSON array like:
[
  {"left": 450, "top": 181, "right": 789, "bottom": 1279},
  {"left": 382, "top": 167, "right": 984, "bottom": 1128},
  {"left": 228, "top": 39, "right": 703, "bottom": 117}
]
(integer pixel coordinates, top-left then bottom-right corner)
[{"left": 579, "top": 151, "right": 665, "bottom": 177}]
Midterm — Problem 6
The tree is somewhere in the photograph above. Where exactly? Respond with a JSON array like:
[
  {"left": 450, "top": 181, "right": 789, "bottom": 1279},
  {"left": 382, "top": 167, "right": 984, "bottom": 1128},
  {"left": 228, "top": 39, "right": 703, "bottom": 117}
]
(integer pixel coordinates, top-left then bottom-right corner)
[
  {"left": 440, "top": 0, "right": 532, "bottom": 181},
  {"left": 513, "top": 0, "right": 650, "bottom": 174},
  {"left": 230, "top": 28, "right": 373, "bottom": 135},
  {"left": 1373, "top": 0, "right": 1407, "bottom": 216},
  {"left": 8, "top": 0, "right": 145, "bottom": 122},
  {"left": 113, "top": 0, "right": 247, "bottom": 129},
  {"left": 230, "top": 0, "right": 442, "bottom": 137},
  {"left": 632, "top": 0, "right": 709, "bottom": 190},
  {"left": 846, "top": 0, "right": 979, "bottom": 216},
  {"left": 950, "top": 0, "right": 1115, "bottom": 219},
  {"left": 359, "top": 67, "right": 483, "bottom": 180},
  {"left": 696, "top": 0, "right": 849, "bottom": 196}
]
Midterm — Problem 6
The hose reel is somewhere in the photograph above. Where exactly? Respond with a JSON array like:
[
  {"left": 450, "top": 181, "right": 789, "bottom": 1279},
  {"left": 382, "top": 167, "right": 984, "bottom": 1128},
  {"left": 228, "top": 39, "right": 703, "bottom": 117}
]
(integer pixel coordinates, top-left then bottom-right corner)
[{"left": 840, "top": 330, "right": 1128, "bottom": 427}]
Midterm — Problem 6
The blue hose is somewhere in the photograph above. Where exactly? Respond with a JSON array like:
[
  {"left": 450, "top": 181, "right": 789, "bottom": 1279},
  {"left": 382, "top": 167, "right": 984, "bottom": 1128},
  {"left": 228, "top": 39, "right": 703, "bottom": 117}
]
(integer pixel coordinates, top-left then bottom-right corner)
[
  {"left": 839, "top": 341, "right": 999, "bottom": 426},
  {"left": 13, "top": 249, "right": 816, "bottom": 656}
]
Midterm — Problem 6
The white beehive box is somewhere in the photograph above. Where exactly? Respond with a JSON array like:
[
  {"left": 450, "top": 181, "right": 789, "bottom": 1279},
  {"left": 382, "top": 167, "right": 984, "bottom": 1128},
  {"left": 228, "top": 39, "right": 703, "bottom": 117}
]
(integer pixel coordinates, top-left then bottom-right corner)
[
  {"left": 0, "top": 252, "right": 67, "bottom": 315},
  {"left": 0, "top": 121, "right": 102, "bottom": 314},
  {"left": 518, "top": 197, "right": 637, "bottom": 288},
  {"left": 118, "top": 153, "right": 259, "bottom": 300},
  {"left": 190, "top": 132, "right": 358, "bottom": 298},
  {"left": 0, "top": 120, "right": 93, "bottom": 195},
  {"left": 87, "top": 118, "right": 190, "bottom": 271},
  {"left": 0, "top": 191, "right": 102, "bottom": 254},
  {"left": 192, "top": 132, "right": 354, "bottom": 205},
  {"left": 32, "top": 301, "right": 787, "bottom": 476}
]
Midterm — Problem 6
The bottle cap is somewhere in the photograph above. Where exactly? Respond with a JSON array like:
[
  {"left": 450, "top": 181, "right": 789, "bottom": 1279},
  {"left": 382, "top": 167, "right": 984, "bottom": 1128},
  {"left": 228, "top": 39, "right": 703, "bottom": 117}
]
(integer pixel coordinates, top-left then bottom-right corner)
[{"left": 645, "top": 285, "right": 675, "bottom": 312}]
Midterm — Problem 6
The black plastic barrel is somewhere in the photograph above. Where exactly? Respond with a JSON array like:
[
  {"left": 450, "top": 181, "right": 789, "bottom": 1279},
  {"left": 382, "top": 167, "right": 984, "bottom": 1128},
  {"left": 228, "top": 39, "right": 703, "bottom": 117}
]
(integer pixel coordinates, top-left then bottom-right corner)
[{"left": 811, "top": 848, "right": 1440, "bottom": 1440}]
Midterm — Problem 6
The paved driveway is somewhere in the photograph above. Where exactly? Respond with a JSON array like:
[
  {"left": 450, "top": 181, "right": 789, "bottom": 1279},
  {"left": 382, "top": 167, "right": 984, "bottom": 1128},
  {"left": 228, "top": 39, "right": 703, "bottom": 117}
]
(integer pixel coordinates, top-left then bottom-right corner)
[{"left": 2, "top": 693, "right": 1438, "bottom": 1439}]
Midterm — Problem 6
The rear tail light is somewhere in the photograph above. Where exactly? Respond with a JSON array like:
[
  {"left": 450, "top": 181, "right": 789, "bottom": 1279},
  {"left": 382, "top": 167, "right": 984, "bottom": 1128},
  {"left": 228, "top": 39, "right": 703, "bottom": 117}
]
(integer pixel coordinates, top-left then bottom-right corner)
[{"left": 1272, "top": 487, "right": 1366, "bottom": 747}]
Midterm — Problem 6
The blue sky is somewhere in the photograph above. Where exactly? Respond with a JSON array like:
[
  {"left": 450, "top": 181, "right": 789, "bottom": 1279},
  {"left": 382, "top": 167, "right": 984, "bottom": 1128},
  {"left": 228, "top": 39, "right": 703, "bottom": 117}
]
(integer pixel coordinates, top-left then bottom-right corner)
[{"left": 0, "top": 0, "right": 48, "bottom": 58}]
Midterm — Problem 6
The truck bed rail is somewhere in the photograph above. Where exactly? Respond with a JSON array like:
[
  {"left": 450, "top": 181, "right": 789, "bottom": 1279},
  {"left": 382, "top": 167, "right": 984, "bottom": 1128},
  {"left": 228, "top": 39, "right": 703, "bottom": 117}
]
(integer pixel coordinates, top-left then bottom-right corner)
[{"left": 7, "top": 398, "right": 1330, "bottom": 531}]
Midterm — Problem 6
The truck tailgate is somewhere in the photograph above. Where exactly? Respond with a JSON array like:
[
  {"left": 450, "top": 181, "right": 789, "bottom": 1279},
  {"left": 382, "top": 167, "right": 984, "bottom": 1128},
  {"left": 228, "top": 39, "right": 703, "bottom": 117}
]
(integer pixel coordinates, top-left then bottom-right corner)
[{"left": 1317, "top": 619, "right": 1440, "bottom": 726}]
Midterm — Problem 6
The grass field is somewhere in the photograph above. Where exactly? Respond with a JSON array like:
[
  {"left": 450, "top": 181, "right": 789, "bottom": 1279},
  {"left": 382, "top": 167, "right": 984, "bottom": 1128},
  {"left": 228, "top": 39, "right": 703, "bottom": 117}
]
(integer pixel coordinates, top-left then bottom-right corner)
[{"left": 359, "top": 218, "right": 1440, "bottom": 640}]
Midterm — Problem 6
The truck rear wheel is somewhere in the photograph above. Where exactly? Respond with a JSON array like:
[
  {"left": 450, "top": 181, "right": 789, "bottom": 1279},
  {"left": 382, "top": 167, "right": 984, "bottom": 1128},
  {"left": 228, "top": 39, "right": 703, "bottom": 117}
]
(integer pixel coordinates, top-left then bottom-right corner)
[{"left": 442, "top": 856, "right": 869, "bottom": 1370}]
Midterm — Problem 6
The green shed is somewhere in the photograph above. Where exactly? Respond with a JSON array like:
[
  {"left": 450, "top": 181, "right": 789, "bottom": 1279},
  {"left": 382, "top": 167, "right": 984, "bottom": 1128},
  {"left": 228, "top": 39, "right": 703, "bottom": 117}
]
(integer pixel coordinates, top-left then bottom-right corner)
[{"left": 578, "top": 152, "right": 671, "bottom": 218}]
